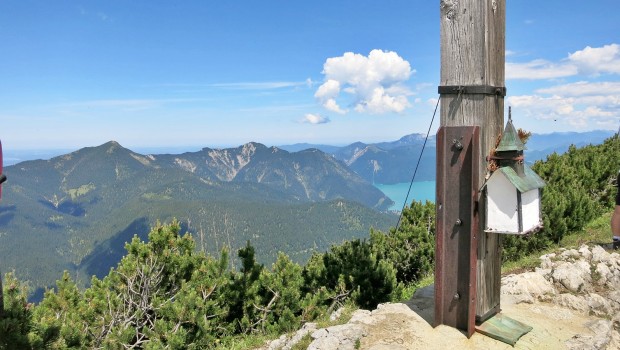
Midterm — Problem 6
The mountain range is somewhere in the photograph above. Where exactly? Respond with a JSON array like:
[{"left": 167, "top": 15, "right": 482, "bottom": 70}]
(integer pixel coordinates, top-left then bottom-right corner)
[
  {"left": 0, "top": 141, "right": 395, "bottom": 298},
  {"left": 280, "top": 129, "right": 616, "bottom": 184},
  {"left": 280, "top": 134, "right": 437, "bottom": 184}
]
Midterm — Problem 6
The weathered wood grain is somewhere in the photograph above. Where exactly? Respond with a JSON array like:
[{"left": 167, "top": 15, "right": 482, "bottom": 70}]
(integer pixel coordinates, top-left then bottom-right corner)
[{"left": 438, "top": 0, "right": 505, "bottom": 323}]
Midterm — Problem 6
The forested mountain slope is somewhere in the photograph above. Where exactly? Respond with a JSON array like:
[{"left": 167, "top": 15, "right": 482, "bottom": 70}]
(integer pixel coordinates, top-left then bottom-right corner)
[{"left": 0, "top": 141, "right": 394, "bottom": 294}]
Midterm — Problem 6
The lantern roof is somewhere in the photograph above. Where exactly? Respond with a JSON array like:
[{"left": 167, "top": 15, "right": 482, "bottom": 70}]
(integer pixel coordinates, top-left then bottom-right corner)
[
  {"left": 494, "top": 164, "right": 545, "bottom": 192},
  {"left": 496, "top": 110, "right": 526, "bottom": 152}
]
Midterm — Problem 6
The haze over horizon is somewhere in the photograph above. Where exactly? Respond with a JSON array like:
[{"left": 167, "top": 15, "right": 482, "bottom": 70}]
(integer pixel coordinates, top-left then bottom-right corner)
[{"left": 2, "top": 1, "right": 619, "bottom": 151}]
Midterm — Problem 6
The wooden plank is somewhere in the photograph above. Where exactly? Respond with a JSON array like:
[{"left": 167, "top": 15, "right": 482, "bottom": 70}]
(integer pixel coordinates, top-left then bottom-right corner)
[
  {"left": 439, "top": 0, "right": 505, "bottom": 321},
  {"left": 435, "top": 126, "right": 479, "bottom": 337}
]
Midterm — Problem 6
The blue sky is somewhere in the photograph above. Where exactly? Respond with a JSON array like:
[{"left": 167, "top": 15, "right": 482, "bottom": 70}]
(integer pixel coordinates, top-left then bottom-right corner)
[{"left": 1, "top": 0, "right": 619, "bottom": 151}]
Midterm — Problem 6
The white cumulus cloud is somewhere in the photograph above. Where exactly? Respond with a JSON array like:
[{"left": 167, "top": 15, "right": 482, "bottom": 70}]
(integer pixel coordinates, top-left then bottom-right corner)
[
  {"left": 568, "top": 44, "right": 620, "bottom": 75},
  {"left": 507, "top": 43, "right": 620, "bottom": 80},
  {"left": 508, "top": 81, "right": 620, "bottom": 129},
  {"left": 354, "top": 86, "right": 410, "bottom": 114},
  {"left": 301, "top": 113, "right": 330, "bottom": 124},
  {"left": 506, "top": 44, "right": 620, "bottom": 131},
  {"left": 315, "top": 50, "right": 414, "bottom": 114},
  {"left": 322, "top": 99, "right": 347, "bottom": 114},
  {"left": 536, "top": 81, "right": 620, "bottom": 97},
  {"left": 506, "top": 59, "right": 577, "bottom": 80}
]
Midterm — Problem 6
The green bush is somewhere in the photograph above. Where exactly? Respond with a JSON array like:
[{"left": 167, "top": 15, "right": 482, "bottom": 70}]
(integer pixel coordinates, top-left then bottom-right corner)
[{"left": 0, "top": 272, "right": 33, "bottom": 349}]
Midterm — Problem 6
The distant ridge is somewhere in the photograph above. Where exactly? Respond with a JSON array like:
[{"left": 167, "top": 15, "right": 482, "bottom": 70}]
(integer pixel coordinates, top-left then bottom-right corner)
[
  {"left": 280, "top": 130, "right": 615, "bottom": 184},
  {"left": 279, "top": 133, "right": 436, "bottom": 184},
  {"left": 6, "top": 130, "right": 614, "bottom": 169},
  {"left": 525, "top": 130, "right": 616, "bottom": 162}
]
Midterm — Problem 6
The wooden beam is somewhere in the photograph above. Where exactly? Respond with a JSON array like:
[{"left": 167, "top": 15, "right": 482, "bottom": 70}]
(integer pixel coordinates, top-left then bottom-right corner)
[{"left": 438, "top": 0, "right": 505, "bottom": 323}]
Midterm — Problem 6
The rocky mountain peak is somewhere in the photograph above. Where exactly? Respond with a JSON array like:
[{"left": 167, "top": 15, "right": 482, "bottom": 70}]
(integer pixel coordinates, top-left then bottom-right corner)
[
  {"left": 92, "top": 141, "right": 128, "bottom": 156},
  {"left": 240, "top": 142, "right": 259, "bottom": 158}
]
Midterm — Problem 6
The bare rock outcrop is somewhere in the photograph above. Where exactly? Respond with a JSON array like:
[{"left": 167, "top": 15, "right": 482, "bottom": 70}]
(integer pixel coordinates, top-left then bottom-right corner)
[
  {"left": 499, "top": 244, "right": 620, "bottom": 349},
  {"left": 260, "top": 244, "right": 620, "bottom": 349},
  {"left": 503, "top": 245, "right": 620, "bottom": 319}
]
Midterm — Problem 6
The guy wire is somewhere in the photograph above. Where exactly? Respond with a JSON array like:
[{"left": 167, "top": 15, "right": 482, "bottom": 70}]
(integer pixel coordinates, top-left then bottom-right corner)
[{"left": 394, "top": 96, "right": 440, "bottom": 233}]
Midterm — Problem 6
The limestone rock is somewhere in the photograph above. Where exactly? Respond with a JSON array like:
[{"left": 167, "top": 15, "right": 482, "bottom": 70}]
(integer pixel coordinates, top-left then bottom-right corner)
[
  {"left": 595, "top": 262, "right": 613, "bottom": 285},
  {"left": 264, "top": 322, "right": 317, "bottom": 350},
  {"left": 551, "top": 260, "right": 592, "bottom": 293},
  {"left": 308, "top": 323, "right": 367, "bottom": 350},
  {"left": 534, "top": 266, "right": 552, "bottom": 279},
  {"left": 586, "top": 293, "right": 615, "bottom": 318},
  {"left": 348, "top": 309, "right": 372, "bottom": 324},
  {"left": 591, "top": 245, "right": 612, "bottom": 264},
  {"left": 330, "top": 307, "right": 345, "bottom": 321},
  {"left": 560, "top": 248, "right": 581, "bottom": 261},
  {"left": 540, "top": 252, "right": 556, "bottom": 269},
  {"left": 554, "top": 293, "right": 590, "bottom": 313},
  {"left": 565, "top": 319, "right": 612, "bottom": 350},
  {"left": 607, "top": 290, "right": 620, "bottom": 306},
  {"left": 267, "top": 335, "right": 287, "bottom": 350},
  {"left": 578, "top": 244, "right": 593, "bottom": 261},
  {"left": 501, "top": 271, "right": 556, "bottom": 303}
]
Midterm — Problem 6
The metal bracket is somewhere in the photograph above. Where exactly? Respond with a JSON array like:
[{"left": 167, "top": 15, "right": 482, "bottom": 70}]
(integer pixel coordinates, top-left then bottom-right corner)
[
  {"left": 435, "top": 126, "right": 480, "bottom": 338},
  {"left": 438, "top": 85, "right": 506, "bottom": 97}
]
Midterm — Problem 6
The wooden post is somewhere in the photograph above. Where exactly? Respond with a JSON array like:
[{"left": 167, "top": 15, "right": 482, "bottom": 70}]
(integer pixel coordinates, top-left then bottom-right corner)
[{"left": 438, "top": 0, "right": 505, "bottom": 325}]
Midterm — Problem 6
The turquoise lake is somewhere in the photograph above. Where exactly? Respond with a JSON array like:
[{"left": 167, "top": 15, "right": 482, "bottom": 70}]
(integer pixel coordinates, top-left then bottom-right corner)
[{"left": 374, "top": 181, "right": 436, "bottom": 211}]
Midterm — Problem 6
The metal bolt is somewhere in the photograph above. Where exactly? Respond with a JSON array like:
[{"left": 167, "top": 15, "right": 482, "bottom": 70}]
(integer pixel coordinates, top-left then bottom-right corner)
[{"left": 453, "top": 139, "right": 463, "bottom": 150}]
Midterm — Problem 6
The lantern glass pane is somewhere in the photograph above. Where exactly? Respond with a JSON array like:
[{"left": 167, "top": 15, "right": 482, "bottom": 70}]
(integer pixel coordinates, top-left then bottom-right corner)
[
  {"left": 486, "top": 171, "right": 519, "bottom": 233},
  {"left": 520, "top": 189, "right": 541, "bottom": 233}
]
